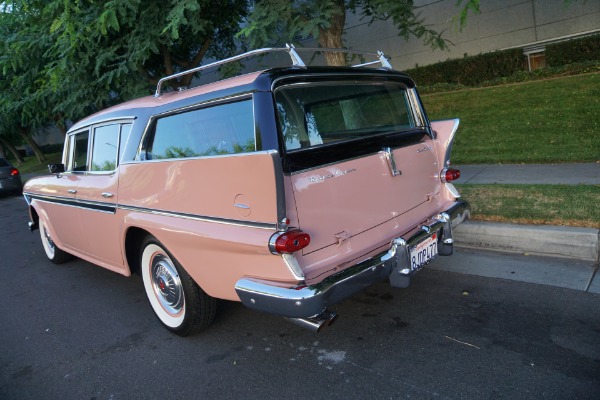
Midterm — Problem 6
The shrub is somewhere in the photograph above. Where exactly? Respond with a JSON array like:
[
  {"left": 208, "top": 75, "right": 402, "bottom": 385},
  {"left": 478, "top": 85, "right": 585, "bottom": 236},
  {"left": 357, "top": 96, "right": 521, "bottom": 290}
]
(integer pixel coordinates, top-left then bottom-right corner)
[
  {"left": 405, "top": 48, "right": 523, "bottom": 86},
  {"left": 546, "top": 34, "right": 600, "bottom": 66}
]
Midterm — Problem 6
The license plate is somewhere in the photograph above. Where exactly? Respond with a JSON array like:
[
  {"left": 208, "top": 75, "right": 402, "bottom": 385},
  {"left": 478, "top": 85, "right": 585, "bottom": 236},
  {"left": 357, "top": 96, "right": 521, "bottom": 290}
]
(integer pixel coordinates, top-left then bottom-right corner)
[{"left": 409, "top": 233, "right": 438, "bottom": 271}]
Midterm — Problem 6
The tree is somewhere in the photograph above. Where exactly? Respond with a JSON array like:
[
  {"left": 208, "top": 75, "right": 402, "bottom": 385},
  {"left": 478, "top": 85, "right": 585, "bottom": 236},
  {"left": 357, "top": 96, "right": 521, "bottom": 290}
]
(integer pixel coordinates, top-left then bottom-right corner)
[
  {"left": 45, "top": 0, "right": 249, "bottom": 120},
  {"left": 239, "top": 0, "right": 480, "bottom": 66},
  {"left": 0, "top": 0, "right": 51, "bottom": 163},
  {"left": 1, "top": 0, "right": 249, "bottom": 165}
]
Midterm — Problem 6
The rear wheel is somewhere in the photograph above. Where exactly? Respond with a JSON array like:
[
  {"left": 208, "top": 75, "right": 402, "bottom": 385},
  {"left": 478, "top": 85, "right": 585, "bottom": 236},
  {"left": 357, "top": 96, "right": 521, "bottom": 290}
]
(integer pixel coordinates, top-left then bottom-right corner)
[
  {"left": 39, "top": 219, "right": 73, "bottom": 264},
  {"left": 140, "top": 236, "right": 216, "bottom": 336}
]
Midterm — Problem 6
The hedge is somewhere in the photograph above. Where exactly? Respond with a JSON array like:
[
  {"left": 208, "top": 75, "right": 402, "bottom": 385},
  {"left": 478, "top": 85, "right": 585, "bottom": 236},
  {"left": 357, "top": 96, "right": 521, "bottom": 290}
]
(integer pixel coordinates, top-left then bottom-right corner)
[
  {"left": 405, "top": 33, "right": 600, "bottom": 87},
  {"left": 546, "top": 34, "right": 600, "bottom": 66},
  {"left": 404, "top": 48, "right": 523, "bottom": 86}
]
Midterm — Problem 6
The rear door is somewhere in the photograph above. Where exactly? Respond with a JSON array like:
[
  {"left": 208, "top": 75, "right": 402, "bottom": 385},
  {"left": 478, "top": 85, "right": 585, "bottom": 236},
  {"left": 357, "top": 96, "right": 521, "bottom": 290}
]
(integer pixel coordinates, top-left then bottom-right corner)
[{"left": 274, "top": 78, "right": 441, "bottom": 274}]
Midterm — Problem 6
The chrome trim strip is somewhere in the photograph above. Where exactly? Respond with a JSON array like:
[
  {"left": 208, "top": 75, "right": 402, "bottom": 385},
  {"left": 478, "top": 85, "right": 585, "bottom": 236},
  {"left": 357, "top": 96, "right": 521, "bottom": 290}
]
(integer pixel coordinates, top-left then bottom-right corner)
[
  {"left": 118, "top": 204, "right": 277, "bottom": 230},
  {"left": 25, "top": 192, "right": 277, "bottom": 229},
  {"left": 26, "top": 193, "right": 117, "bottom": 214}
]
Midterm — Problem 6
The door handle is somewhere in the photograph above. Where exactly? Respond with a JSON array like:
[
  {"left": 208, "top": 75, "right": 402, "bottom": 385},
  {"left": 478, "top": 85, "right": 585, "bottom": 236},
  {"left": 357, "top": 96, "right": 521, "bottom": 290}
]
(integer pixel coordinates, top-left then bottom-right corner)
[
  {"left": 101, "top": 192, "right": 114, "bottom": 198},
  {"left": 68, "top": 189, "right": 77, "bottom": 194}
]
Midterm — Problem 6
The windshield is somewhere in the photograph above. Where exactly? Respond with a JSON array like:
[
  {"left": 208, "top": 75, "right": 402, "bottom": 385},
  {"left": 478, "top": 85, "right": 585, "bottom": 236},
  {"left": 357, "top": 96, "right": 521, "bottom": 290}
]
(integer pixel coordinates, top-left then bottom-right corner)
[{"left": 275, "top": 82, "right": 414, "bottom": 151}]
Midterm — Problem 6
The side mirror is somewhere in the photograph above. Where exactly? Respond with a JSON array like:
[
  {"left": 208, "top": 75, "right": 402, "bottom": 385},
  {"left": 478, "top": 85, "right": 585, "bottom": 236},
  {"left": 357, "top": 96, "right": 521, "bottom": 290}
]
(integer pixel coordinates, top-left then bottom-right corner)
[{"left": 48, "top": 163, "right": 65, "bottom": 174}]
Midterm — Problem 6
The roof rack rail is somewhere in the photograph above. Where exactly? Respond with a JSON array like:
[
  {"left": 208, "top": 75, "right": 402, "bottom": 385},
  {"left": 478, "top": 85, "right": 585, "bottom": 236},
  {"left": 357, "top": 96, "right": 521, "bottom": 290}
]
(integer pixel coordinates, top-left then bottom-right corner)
[{"left": 154, "top": 43, "right": 393, "bottom": 97}]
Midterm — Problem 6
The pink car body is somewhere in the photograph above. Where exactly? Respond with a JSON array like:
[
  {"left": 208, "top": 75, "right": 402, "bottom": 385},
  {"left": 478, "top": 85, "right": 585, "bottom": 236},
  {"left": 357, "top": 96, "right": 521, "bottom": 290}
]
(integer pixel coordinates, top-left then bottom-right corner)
[{"left": 24, "top": 48, "right": 469, "bottom": 335}]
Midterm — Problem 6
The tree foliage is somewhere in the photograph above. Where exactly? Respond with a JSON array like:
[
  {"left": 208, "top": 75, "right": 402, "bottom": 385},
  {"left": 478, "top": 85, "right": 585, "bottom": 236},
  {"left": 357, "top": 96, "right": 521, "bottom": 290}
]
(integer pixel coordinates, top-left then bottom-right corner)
[
  {"left": 239, "top": 0, "right": 480, "bottom": 65},
  {"left": 0, "top": 0, "right": 248, "bottom": 164}
]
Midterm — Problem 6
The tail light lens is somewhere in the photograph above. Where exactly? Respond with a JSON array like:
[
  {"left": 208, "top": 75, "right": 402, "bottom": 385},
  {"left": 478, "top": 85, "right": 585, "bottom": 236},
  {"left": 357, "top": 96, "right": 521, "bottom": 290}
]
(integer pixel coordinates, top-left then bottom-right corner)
[
  {"left": 271, "top": 229, "right": 311, "bottom": 254},
  {"left": 441, "top": 168, "right": 460, "bottom": 183},
  {"left": 10, "top": 168, "right": 19, "bottom": 176}
]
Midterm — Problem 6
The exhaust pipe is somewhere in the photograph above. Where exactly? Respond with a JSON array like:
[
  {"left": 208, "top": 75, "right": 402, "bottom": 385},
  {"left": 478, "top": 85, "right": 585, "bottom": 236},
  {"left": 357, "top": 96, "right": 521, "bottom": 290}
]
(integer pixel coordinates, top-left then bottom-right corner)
[{"left": 285, "top": 310, "right": 338, "bottom": 333}]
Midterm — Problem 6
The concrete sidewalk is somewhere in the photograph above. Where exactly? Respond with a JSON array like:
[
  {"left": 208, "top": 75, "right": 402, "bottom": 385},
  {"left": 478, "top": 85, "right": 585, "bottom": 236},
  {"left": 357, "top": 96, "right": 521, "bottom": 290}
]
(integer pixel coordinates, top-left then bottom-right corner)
[
  {"left": 446, "top": 162, "right": 599, "bottom": 292},
  {"left": 456, "top": 162, "right": 600, "bottom": 185}
]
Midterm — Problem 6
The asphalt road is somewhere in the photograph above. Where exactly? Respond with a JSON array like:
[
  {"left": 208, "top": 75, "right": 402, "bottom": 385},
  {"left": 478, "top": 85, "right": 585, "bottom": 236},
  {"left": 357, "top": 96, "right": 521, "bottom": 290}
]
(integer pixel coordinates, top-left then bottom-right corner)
[{"left": 1, "top": 195, "right": 599, "bottom": 400}]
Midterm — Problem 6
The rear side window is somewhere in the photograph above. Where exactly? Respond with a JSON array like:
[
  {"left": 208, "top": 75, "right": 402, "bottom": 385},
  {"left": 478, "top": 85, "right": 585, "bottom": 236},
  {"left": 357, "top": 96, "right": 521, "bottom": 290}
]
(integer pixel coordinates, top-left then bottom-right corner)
[
  {"left": 275, "top": 82, "right": 414, "bottom": 151},
  {"left": 147, "top": 99, "right": 255, "bottom": 160},
  {"left": 0, "top": 159, "right": 9, "bottom": 167}
]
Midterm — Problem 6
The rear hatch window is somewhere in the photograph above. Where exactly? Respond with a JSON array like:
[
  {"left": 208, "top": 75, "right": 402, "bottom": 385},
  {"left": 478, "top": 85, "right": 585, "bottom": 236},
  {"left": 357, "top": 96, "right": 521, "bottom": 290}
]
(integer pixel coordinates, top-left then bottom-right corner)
[{"left": 276, "top": 82, "right": 414, "bottom": 152}]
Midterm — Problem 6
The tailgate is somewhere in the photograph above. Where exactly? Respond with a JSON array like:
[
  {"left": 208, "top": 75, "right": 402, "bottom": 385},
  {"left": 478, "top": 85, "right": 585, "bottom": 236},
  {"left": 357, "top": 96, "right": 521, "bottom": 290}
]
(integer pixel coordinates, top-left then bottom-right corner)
[{"left": 291, "top": 141, "right": 440, "bottom": 253}]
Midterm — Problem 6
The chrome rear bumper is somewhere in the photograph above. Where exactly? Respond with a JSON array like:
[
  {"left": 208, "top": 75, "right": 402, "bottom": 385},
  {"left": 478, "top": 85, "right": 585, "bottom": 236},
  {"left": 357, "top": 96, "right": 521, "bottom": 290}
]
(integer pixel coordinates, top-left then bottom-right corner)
[{"left": 235, "top": 200, "right": 470, "bottom": 318}]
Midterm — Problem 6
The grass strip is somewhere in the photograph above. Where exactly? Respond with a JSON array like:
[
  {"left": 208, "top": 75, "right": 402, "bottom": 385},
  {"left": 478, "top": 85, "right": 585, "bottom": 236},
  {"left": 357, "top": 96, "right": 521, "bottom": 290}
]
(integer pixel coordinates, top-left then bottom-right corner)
[
  {"left": 423, "top": 73, "right": 600, "bottom": 164},
  {"left": 15, "top": 152, "right": 62, "bottom": 175},
  {"left": 456, "top": 184, "right": 600, "bottom": 229}
]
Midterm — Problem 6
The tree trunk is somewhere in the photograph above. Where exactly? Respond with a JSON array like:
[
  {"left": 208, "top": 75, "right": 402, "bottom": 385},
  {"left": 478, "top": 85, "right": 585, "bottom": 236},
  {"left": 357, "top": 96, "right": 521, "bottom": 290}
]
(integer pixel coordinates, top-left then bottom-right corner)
[
  {"left": 54, "top": 115, "right": 68, "bottom": 137},
  {"left": 18, "top": 126, "right": 46, "bottom": 163},
  {"left": 0, "top": 137, "right": 24, "bottom": 163},
  {"left": 318, "top": 0, "right": 346, "bottom": 66}
]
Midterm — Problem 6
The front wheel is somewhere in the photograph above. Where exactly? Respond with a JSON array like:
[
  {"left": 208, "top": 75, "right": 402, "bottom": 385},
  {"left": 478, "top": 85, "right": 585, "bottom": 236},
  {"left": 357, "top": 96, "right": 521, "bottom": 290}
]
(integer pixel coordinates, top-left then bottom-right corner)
[
  {"left": 39, "top": 219, "right": 73, "bottom": 264},
  {"left": 140, "top": 236, "right": 216, "bottom": 336}
]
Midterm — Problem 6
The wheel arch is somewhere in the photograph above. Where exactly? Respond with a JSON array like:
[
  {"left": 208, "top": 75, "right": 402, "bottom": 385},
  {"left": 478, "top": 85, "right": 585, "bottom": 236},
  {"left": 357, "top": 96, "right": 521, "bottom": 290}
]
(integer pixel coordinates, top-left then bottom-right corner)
[
  {"left": 28, "top": 204, "right": 40, "bottom": 231},
  {"left": 124, "top": 226, "right": 151, "bottom": 276}
]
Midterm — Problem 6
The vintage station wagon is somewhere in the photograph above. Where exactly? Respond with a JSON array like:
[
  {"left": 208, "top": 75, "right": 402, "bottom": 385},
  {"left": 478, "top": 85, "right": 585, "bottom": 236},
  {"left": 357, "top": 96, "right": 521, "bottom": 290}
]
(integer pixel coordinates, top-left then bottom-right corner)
[{"left": 24, "top": 45, "right": 470, "bottom": 335}]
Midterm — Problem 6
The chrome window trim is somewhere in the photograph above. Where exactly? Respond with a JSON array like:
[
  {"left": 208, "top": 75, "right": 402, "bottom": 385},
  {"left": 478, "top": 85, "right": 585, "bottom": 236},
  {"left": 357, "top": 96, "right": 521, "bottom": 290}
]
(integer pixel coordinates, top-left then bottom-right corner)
[
  {"left": 67, "top": 119, "right": 135, "bottom": 173},
  {"left": 67, "top": 116, "right": 137, "bottom": 135},
  {"left": 122, "top": 149, "right": 278, "bottom": 166}
]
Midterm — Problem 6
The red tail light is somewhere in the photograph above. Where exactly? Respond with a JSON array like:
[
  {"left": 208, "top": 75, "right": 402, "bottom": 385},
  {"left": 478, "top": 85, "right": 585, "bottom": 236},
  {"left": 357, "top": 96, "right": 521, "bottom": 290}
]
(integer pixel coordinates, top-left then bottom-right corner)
[
  {"left": 10, "top": 168, "right": 19, "bottom": 176},
  {"left": 442, "top": 168, "right": 460, "bottom": 183},
  {"left": 272, "top": 230, "right": 311, "bottom": 254}
]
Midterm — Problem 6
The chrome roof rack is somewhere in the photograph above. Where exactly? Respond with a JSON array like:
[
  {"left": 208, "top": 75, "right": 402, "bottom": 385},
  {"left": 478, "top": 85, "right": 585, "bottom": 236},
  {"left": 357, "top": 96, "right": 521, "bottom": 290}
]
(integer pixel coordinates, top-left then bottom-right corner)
[{"left": 154, "top": 43, "right": 393, "bottom": 97}]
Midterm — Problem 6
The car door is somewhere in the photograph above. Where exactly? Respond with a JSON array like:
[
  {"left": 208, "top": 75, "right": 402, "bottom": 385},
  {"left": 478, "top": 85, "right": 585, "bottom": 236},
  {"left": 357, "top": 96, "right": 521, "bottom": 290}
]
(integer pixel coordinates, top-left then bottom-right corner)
[{"left": 74, "top": 122, "right": 131, "bottom": 270}]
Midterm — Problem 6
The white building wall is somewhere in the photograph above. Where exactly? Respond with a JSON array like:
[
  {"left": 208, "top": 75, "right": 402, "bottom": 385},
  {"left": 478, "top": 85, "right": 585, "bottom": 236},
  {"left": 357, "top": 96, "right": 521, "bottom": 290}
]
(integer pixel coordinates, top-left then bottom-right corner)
[{"left": 342, "top": 0, "right": 600, "bottom": 70}]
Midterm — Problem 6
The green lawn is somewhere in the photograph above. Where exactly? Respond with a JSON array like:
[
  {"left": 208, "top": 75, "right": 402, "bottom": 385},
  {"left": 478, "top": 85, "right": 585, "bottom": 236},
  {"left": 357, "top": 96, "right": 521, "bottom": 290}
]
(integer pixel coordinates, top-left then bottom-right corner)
[
  {"left": 13, "top": 152, "right": 62, "bottom": 175},
  {"left": 457, "top": 184, "right": 600, "bottom": 228},
  {"left": 422, "top": 73, "right": 600, "bottom": 164}
]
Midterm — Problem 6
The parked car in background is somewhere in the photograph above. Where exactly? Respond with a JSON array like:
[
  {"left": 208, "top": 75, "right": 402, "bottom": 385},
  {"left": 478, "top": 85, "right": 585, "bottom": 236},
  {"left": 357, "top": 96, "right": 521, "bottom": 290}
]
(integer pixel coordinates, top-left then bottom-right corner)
[
  {"left": 23, "top": 45, "right": 469, "bottom": 335},
  {"left": 0, "top": 157, "right": 23, "bottom": 195}
]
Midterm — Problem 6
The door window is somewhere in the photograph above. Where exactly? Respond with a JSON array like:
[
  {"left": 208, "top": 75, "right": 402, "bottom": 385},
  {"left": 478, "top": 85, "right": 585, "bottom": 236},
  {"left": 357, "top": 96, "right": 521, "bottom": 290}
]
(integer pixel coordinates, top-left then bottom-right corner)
[
  {"left": 68, "top": 131, "right": 90, "bottom": 171},
  {"left": 91, "top": 124, "right": 120, "bottom": 172}
]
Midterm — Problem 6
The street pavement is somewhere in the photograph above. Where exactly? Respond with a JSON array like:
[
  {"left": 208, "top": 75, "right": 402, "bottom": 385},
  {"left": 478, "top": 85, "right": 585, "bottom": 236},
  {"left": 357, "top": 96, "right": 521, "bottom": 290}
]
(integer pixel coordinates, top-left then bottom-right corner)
[{"left": 1, "top": 193, "right": 599, "bottom": 399}]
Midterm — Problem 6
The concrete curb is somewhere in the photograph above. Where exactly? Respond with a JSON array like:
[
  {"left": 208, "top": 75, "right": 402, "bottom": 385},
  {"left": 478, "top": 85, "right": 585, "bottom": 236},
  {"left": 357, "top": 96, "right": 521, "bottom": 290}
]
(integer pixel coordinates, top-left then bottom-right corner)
[{"left": 453, "top": 221, "right": 600, "bottom": 263}]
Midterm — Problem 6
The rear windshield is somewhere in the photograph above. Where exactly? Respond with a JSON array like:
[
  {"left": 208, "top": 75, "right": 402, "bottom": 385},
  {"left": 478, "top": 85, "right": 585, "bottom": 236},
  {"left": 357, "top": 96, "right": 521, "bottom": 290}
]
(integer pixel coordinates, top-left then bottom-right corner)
[
  {"left": 0, "top": 159, "right": 9, "bottom": 167},
  {"left": 275, "top": 82, "right": 414, "bottom": 151}
]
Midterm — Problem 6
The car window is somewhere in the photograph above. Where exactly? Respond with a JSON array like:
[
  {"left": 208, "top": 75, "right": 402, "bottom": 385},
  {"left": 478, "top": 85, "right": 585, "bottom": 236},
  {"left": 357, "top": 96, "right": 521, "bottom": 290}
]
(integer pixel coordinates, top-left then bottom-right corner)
[
  {"left": 147, "top": 99, "right": 255, "bottom": 160},
  {"left": 119, "top": 123, "right": 132, "bottom": 162},
  {"left": 69, "top": 131, "right": 90, "bottom": 171},
  {"left": 91, "top": 124, "right": 119, "bottom": 172},
  {"left": 275, "top": 82, "right": 414, "bottom": 151},
  {"left": 0, "top": 158, "right": 9, "bottom": 167}
]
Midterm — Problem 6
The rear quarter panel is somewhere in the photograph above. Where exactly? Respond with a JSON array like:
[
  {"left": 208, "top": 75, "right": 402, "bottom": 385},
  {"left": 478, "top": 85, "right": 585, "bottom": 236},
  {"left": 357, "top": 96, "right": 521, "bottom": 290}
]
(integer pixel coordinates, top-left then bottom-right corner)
[{"left": 118, "top": 152, "right": 296, "bottom": 300}]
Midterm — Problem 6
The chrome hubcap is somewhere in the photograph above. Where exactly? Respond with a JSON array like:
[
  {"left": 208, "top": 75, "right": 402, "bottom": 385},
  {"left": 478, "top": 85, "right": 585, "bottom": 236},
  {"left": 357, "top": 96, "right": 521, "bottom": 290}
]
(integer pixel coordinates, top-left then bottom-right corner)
[
  {"left": 150, "top": 254, "right": 184, "bottom": 315},
  {"left": 44, "top": 229, "right": 55, "bottom": 250}
]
